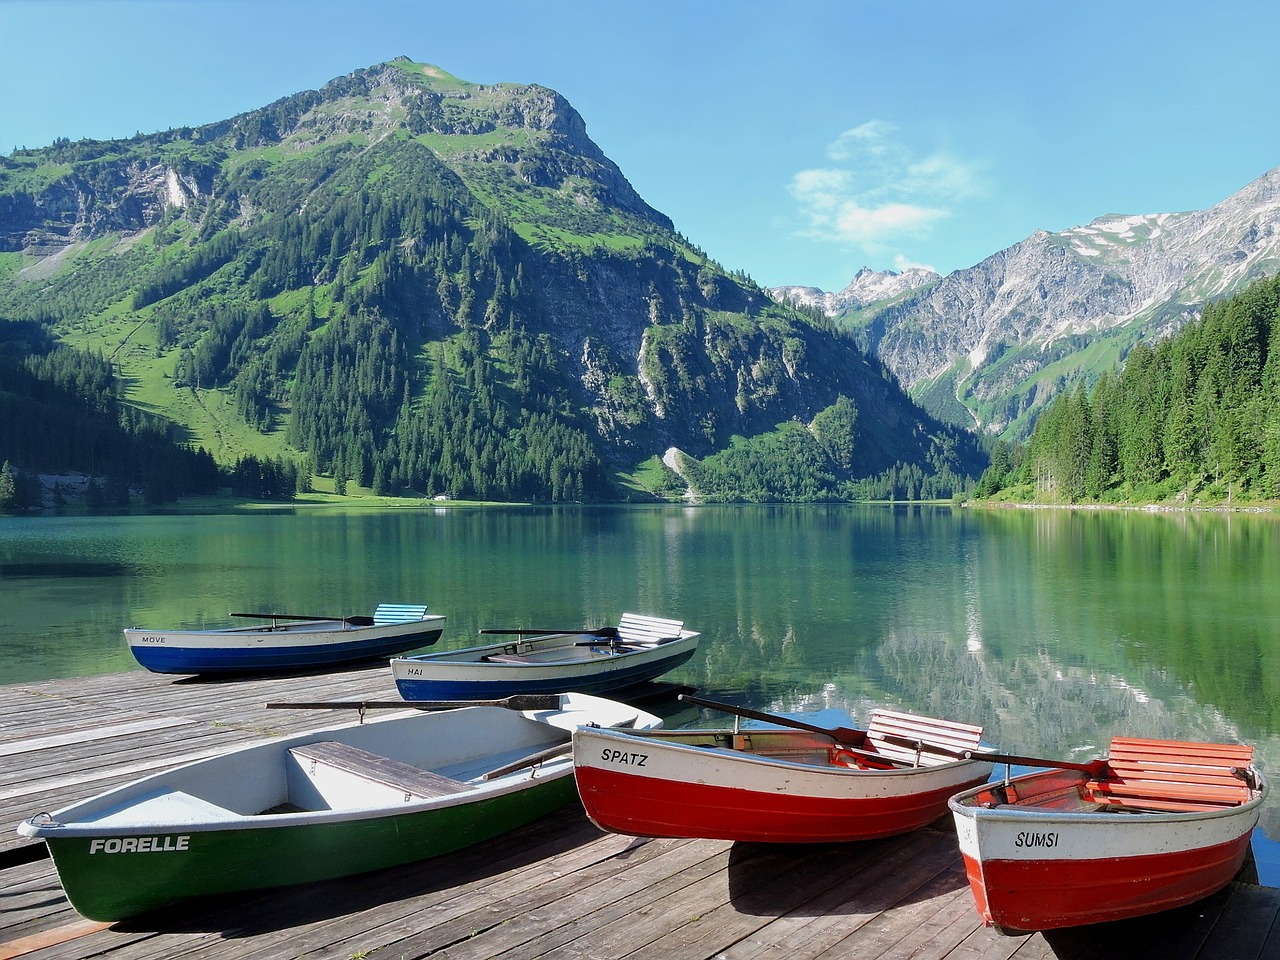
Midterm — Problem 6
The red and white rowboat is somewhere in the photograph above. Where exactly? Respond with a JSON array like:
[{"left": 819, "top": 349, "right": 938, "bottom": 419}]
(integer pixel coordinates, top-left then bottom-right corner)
[
  {"left": 948, "top": 736, "right": 1267, "bottom": 935},
  {"left": 573, "top": 703, "right": 994, "bottom": 843}
]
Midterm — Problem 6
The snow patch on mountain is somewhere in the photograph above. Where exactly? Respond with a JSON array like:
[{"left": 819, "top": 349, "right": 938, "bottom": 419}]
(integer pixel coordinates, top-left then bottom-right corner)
[{"left": 769, "top": 266, "right": 938, "bottom": 316}]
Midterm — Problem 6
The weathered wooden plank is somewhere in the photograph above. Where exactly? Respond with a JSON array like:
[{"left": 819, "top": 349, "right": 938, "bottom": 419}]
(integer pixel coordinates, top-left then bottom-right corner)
[
  {"left": 719, "top": 829, "right": 960, "bottom": 960},
  {"left": 826, "top": 867, "right": 991, "bottom": 960},
  {"left": 4, "top": 670, "right": 1279, "bottom": 960},
  {"left": 456, "top": 838, "right": 733, "bottom": 960},
  {"left": 1195, "top": 882, "right": 1280, "bottom": 960}
]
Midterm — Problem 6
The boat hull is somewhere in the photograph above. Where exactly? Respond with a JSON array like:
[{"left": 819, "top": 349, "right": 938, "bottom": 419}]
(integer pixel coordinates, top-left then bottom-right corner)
[
  {"left": 391, "top": 632, "right": 698, "bottom": 700},
  {"left": 949, "top": 770, "right": 1266, "bottom": 934},
  {"left": 573, "top": 726, "right": 994, "bottom": 842},
  {"left": 37, "top": 776, "right": 574, "bottom": 921},
  {"left": 18, "top": 694, "right": 657, "bottom": 921},
  {"left": 125, "top": 616, "right": 445, "bottom": 674}
]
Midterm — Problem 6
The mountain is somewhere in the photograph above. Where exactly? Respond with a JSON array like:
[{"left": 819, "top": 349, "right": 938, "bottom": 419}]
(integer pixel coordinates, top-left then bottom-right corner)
[
  {"left": 0, "top": 59, "right": 981, "bottom": 504},
  {"left": 770, "top": 266, "right": 938, "bottom": 317},
  {"left": 791, "top": 168, "right": 1280, "bottom": 438}
]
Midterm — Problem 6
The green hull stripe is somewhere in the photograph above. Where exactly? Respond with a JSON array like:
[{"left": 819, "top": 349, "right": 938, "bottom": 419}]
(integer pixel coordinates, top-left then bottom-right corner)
[{"left": 44, "top": 778, "right": 576, "bottom": 921}]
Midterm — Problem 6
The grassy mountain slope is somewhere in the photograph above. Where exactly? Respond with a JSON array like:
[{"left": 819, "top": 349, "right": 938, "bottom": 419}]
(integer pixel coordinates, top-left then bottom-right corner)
[{"left": 0, "top": 59, "right": 982, "bottom": 502}]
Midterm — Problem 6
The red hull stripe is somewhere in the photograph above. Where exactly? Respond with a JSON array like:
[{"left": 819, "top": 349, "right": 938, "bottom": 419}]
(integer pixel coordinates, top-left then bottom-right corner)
[
  {"left": 960, "top": 834, "right": 1253, "bottom": 933},
  {"left": 575, "top": 766, "right": 987, "bottom": 842}
]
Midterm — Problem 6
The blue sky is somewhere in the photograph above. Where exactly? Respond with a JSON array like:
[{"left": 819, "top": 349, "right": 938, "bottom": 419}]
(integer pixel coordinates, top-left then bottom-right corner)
[{"left": 4, "top": 0, "right": 1280, "bottom": 292}]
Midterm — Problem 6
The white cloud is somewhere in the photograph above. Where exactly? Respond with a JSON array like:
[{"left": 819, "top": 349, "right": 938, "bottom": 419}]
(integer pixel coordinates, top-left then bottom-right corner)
[{"left": 789, "top": 121, "right": 985, "bottom": 258}]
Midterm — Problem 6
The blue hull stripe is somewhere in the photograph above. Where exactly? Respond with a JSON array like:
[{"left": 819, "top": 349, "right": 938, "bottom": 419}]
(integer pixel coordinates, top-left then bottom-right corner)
[
  {"left": 393, "top": 649, "right": 695, "bottom": 701},
  {"left": 130, "top": 628, "right": 445, "bottom": 674}
]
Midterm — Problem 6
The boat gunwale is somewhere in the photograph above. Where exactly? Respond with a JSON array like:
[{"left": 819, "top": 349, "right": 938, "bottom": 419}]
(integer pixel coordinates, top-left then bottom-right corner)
[
  {"left": 576, "top": 724, "right": 997, "bottom": 778},
  {"left": 948, "top": 765, "right": 1268, "bottom": 825},
  {"left": 14, "top": 703, "right": 624, "bottom": 837},
  {"left": 392, "top": 629, "right": 700, "bottom": 669}
]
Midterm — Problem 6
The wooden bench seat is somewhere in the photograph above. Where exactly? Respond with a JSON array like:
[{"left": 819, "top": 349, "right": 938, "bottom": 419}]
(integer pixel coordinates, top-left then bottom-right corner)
[
  {"left": 615, "top": 613, "right": 685, "bottom": 645},
  {"left": 290, "top": 741, "right": 469, "bottom": 803},
  {"left": 373, "top": 603, "right": 429, "bottom": 624},
  {"left": 1085, "top": 736, "right": 1253, "bottom": 813},
  {"left": 832, "top": 709, "right": 983, "bottom": 768}
]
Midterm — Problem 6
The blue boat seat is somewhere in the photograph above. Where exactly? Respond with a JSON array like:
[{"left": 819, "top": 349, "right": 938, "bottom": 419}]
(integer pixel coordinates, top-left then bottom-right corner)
[{"left": 373, "top": 603, "right": 429, "bottom": 625}]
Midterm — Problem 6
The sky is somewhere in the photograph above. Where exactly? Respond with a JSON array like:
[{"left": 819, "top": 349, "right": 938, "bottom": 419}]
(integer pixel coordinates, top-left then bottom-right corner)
[{"left": 4, "top": 0, "right": 1280, "bottom": 292}]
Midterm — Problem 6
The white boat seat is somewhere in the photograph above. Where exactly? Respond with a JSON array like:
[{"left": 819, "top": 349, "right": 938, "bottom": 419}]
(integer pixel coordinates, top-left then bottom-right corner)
[
  {"left": 373, "top": 603, "right": 429, "bottom": 625},
  {"left": 865, "top": 709, "right": 984, "bottom": 767},
  {"left": 289, "top": 741, "right": 469, "bottom": 803},
  {"left": 615, "top": 613, "right": 684, "bottom": 645}
]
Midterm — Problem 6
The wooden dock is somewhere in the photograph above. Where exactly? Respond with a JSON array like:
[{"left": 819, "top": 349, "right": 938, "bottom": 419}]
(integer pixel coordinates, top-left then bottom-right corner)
[{"left": 2, "top": 668, "right": 1278, "bottom": 960}]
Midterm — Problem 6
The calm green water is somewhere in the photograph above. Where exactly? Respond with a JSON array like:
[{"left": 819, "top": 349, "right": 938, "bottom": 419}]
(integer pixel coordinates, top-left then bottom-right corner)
[{"left": 2, "top": 504, "right": 1277, "bottom": 880}]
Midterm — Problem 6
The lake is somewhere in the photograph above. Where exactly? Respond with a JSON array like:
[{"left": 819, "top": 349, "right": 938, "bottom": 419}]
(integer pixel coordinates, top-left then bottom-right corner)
[{"left": 2, "top": 503, "right": 1277, "bottom": 882}]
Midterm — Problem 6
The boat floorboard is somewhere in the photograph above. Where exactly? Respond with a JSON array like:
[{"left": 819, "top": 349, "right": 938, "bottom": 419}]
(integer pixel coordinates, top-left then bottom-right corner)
[{"left": 1, "top": 670, "right": 1277, "bottom": 960}]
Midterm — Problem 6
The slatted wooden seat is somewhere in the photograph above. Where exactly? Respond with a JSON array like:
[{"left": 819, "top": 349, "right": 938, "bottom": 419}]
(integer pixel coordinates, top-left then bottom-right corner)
[
  {"left": 1085, "top": 737, "right": 1254, "bottom": 813},
  {"left": 614, "top": 613, "right": 684, "bottom": 646},
  {"left": 290, "top": 741, "right": 469, "bottom": 803},
  {"left": 373, "top": 603, "right": 429, "bottom": 624},
  {"left": 864, "top": 709, "right": 984, "bottom": 767}
]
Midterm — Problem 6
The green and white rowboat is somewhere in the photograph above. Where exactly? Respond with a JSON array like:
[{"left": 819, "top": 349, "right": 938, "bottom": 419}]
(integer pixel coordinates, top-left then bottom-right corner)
[{"left": 18, "top": 692, "right": 660, "bottom": 922}]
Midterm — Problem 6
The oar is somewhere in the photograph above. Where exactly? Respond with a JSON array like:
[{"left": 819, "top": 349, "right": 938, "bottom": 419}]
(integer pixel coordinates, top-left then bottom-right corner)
[
  {"left": 678, "top": 693, "right": 866, "bottom": 745},
  {"left": 266, "top": 695, "right": 564, "bottom": 712},
  {"left": 678, "top": 694, "right": 914, "bottom": 767},
  {"left": 231, "top": 612, "right": 347, "bottom": 623},
  {"left": 480, "top": 627, "right": 619, "bottom": 638},
  {"left": 480, "top": 742, "right": 574, "bottom": 781},
  {"left": 873, "top": 732, "right": 1105, "bottom": 773}
]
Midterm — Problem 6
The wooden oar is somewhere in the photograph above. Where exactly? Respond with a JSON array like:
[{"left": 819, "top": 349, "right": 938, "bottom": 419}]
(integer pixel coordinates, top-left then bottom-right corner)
[
  {"left": 678, "top": 694, "right": 866, "bottom": 745},
  {"left": 479, "top": 742, "right": 574, "bottom": 780},
  {"left": 678, "top": 694, "right": 916, "bottom": 768},
  {"left": 874, "top": 732, "right": 1104, "bottom": 773},
  {"left": 231, "top": 612, "right": 347, "bottom": 623},
  {"left": 480, "top": 627, "right": 619, "bottom": 638},
  {"left": 266, "top": 695, "right": 565, "bottom": 712}
]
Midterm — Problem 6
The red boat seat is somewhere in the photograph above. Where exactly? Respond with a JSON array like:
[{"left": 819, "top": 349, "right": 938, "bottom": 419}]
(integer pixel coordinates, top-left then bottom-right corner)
[
  {"left": 864, "top": 710, "right": 984, "bottom": 767},
  {"left": 1086, "top": 737, "right": 1254, "bottom": 812}
]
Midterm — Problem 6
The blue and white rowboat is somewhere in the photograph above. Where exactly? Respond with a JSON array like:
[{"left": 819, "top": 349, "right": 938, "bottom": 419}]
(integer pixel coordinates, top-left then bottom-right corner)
[
  {"left": 125, "top": 603, "right": 445, "bottom": 674},
  {"left": 391, "top": 613, "right": 698, "bottom": 701}
]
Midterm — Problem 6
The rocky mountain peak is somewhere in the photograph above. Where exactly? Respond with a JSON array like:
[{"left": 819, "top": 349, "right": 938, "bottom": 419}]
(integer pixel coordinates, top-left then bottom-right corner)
[
  {"left": 768, "top": 265, "right": 938, "bottom": 317},
  {"left": 834, "top": 163, "right": 1280, "bottom": 437}
]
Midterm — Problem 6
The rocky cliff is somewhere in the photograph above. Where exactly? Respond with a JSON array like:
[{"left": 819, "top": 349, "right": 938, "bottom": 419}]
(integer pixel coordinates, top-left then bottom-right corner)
[{"left": 785, "top": 167, "right": 1280, "bottom": 437}]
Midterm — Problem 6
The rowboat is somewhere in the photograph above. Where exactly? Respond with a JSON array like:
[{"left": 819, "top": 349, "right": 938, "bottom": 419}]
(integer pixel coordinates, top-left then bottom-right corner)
[
  {"left": 573, "top": 695, "right": 994, "bottom": 842},
  {"left": 391, "top": 613, "right": 698, "bottom": 701},
  {"left": 18, "top": 692, "right": 659, "bottom": 922},
  {"left": 948, "top": 736, "right": 1267, "bottom": 934},
  {"left": 124, "top": 603, "right": 445, "bottom": 674}
]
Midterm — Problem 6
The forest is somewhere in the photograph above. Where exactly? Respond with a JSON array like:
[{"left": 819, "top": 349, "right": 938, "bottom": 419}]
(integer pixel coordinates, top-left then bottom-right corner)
[
  {"left": 976, "top": 275, "right": 1280, "bottom": 504},
  {"left": 0, "top": 62, "right": 985, "bottom": 510}
]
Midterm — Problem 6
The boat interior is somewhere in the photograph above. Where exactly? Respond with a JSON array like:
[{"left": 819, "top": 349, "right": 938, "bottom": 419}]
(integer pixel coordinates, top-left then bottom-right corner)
[
  {"left": 624, "top": 709, "right": 985, "bottom": 771},
  {"left": 73, "top": 708, "right": 571, "bottom": 826},
  {"left": 459, "top": 613, "right": 689, "bottom": 665},
  {"left": 964, "top": 737, "right": 1259, "bottom": 813}
]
